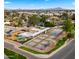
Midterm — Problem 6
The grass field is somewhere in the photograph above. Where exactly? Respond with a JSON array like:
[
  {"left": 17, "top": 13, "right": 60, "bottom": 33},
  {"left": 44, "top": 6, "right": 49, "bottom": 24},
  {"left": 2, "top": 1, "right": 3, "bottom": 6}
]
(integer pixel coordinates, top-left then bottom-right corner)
[{"left": 4, "top": 48, "right": 27, "bottom": 59}]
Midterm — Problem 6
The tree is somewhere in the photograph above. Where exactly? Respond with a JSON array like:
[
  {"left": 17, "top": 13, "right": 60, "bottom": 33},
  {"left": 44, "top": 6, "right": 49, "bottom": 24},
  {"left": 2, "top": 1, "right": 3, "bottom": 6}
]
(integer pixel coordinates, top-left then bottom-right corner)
[
  {"left": 61, "top": 12, "right": 68, "bottom": 20},
  {"left": 20, "top": 13, "right": 28, "bottom": 26},
  {"left": 62, "top": 19, "right": 74, "bottom": 32},
  {"left": 12, "top": 17, "right": 23, "bottom": 27},
  {"left": 67, "top": 31, "right": 74, "bottom": 38},
  {"left": 40, "top": 15, "right": 49, "bottom": 22},
  {"left": 72, "top": 14, "right": 75, "bottom": 20},
  {"left": 4, "top": 11, "right": 10, "bottom": 18},
  {"left": 44, "top": 21, "right": 55, "bottom": 27},
  {"left": 62, "top": 19, "right": 74, "bottom": 39},
  {"left": 28, "top": 15, "right": 41, "bottom": 26}
]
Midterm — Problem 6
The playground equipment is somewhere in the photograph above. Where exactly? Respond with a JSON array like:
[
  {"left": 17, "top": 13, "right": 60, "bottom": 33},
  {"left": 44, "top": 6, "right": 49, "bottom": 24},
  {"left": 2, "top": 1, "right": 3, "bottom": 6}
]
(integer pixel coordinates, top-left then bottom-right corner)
[
  {"left": 5, "top": 32, "right": 19, "bottom": 40},
  {"left": 16, "top": 35, "right": 27, "bottom": 41}
]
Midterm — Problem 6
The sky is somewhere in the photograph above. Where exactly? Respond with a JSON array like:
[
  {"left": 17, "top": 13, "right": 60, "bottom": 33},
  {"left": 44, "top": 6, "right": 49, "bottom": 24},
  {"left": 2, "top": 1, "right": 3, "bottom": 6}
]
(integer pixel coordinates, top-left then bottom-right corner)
[{"left": 4, "top": 0, "right": 75, "bottom": 9}]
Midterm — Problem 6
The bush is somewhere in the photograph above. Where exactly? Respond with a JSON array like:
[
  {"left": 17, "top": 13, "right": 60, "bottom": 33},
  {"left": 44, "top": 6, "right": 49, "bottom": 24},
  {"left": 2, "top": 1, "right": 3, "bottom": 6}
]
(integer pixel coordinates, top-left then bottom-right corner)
[
  {"left": 44, "top": 22, "right": 55, "bottom": 27},
  {"left": 67, "top": 32, "right": 74, "bottom": 38}
]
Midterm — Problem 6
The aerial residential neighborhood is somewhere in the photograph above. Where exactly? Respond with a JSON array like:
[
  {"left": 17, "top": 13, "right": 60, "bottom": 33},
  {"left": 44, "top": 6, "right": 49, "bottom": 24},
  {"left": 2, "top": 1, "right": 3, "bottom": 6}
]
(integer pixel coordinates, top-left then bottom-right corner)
[{"left": 4, "top": 0, "right": 75, "bottom": 59}]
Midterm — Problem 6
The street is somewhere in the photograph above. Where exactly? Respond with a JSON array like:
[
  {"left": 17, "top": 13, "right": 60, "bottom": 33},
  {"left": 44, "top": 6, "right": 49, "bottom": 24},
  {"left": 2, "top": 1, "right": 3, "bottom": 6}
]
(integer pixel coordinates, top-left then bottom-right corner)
[
  {"left": 49, "top": 40, "right": 75, "bottom": 59},
  {"left": 4, "top": 40, "right": 75, "bottom": 59}
]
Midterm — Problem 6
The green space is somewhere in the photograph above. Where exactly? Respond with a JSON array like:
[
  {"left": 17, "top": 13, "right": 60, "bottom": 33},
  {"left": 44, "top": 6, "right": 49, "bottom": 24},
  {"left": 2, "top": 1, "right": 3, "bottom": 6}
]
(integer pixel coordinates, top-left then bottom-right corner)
[
  {"left": 4, "top": 48, "right": 27, "bottom": 59},
  {"left": 27, "top": 15, "right": 55, "bottom": 27},
  {"left": 19, "top": 37, "right": 67, "bottom": 54},
  {"left": 19, "top": 46, "right": 43, "bottom": 54},
  {"left": 44, "top": 21, "right": 55, "bottom": 27}
]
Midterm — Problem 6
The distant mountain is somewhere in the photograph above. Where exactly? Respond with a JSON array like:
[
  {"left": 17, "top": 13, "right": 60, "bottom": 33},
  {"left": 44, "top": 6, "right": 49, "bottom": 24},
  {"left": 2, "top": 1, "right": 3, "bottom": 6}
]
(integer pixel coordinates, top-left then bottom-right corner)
[
  {"left": 4, "top": 7, "right": 75, "bottom": 11},
  {"left": 45, "top": 7, "right": 75, "bottom": 11},
  {"left": 52, "top": 7, "right": 64, "bottom": 10},
  {"left": 39, "top": 7, "right": 69, "bottom": 11}
]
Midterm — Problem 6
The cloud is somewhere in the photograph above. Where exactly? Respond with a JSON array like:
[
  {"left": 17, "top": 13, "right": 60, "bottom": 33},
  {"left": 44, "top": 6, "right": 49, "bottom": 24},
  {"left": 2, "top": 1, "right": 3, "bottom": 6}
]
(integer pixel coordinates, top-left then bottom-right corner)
[{"left": 4, "top": 1, "right": 11, "bottom": 4}]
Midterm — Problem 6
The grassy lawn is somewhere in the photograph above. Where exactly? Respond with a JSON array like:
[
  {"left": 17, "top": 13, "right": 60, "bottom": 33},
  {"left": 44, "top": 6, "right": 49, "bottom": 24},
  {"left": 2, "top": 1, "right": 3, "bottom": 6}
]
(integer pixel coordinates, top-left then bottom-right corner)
[
  {"left": 19, "top": 46, "right": 43, "bottom": 54},
  {"left": 4, "top": 48, "right": 27, "bottom": 59},
  {"left": 19, "top": 37, "right": 67, "bottom": 54}
]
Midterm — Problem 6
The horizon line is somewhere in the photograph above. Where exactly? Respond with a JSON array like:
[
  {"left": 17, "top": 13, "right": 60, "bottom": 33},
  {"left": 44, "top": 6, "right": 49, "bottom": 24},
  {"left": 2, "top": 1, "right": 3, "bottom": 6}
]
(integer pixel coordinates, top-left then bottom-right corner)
[{"left": 4, "top": 7, "right": 75, "bottom": 10}]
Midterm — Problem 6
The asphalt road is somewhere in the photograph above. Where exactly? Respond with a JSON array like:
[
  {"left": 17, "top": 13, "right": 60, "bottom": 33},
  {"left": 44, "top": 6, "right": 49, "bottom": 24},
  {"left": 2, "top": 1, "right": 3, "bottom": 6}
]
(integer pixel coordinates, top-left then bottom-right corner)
[
  {"left": 4, "top": 40, "right": 75, "bottom": 59},
  {"left": 48, "top": 40, "right": 75, "bottom": 59},
  {"left": 62, "top": 49, "right": 75, "bottom": 59},
  {"left": 26, "top": 40, "right": 75, "bottom": 59}
]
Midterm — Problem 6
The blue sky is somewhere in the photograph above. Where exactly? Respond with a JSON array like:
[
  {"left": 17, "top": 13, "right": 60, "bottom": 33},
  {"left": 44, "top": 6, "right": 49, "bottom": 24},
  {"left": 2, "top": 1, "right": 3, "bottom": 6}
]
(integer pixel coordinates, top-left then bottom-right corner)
[{"left": 4, "top": 0, "right": 75, "bottom": 9}]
